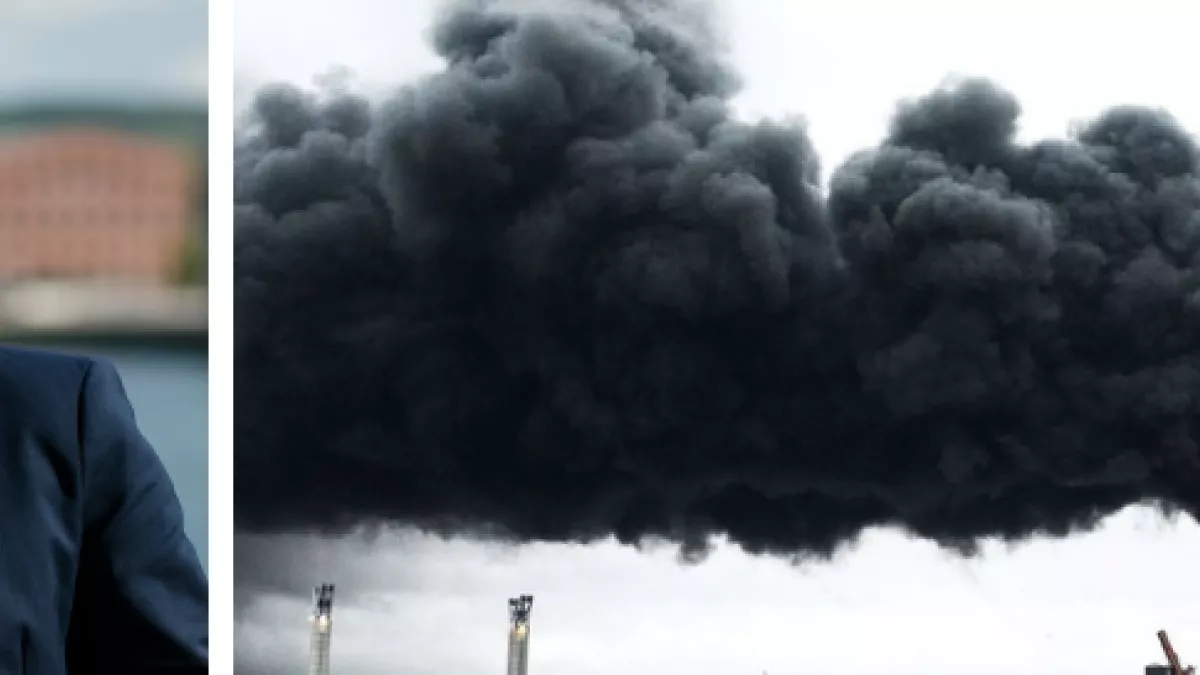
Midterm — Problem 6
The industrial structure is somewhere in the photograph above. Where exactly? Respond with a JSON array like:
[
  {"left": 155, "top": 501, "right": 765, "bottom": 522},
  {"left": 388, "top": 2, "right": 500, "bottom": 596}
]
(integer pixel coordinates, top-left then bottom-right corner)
[
  {"left": 309, "top": 583, "right": 335, "bottom": 675},
  {"left": 1150, "top": 630, "right": 1194, "bottom": 675},
  {"left": 506, "top": 595, "right": 534, "bottom": 675}
]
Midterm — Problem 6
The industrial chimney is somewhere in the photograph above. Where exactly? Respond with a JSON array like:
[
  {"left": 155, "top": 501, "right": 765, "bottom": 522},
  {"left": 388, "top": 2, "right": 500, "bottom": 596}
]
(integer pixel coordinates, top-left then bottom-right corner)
[
  {"left": 309, "top": 583, "right": 335, "bottom": 675},
  {"left": 506, "top": 595, "right": 533, "bottom": 675}
]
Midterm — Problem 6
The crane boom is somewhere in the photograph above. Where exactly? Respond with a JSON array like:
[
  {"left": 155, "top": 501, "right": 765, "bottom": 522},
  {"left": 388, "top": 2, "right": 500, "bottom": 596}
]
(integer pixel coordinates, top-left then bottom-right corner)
[{"left": 1158, "top": 631, "right": 1195, "bottom": 675}]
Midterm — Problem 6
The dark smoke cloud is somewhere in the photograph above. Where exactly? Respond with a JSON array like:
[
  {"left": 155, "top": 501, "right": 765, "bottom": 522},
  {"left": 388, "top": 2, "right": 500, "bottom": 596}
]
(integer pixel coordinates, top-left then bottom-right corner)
[{"left": 235, "top": 0, "right": 1200, "bottom": 560}]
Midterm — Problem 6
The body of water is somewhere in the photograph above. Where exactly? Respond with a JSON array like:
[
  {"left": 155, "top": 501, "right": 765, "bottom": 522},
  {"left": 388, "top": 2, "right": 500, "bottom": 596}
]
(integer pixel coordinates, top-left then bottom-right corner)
[{"left": 30, "top": 340, "right": 208, "bottom": 569}]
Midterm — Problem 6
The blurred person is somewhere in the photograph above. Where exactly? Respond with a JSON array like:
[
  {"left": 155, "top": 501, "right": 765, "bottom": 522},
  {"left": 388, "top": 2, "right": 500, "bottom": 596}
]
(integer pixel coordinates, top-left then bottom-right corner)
[{"left": 0, "top": 344, "right": 207, "bottom": 674}]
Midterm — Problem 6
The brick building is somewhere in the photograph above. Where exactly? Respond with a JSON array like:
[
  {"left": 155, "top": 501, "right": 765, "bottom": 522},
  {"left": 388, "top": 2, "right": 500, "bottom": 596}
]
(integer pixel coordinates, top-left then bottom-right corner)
[{"left": 0, "top": 127, "right": 197, "bottom": 283}]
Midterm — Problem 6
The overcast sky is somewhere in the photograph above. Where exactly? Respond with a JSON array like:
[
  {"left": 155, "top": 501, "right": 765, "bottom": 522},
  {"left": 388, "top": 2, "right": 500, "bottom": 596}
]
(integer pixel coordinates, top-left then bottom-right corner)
[
  {"left": 234, "top": 1, "right": 1200, "bottom": 674},
  {"left": 0, "top": 0, "right": 206, "bottom": 104}
]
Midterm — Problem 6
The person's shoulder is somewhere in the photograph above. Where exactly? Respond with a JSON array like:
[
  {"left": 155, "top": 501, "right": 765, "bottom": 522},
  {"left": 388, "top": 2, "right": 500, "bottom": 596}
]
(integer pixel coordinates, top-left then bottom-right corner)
[
  {"left": 0, "top": 343, "right": 94, "bottom": 367},
  {"left": 0, "top": 345, "right": 96, "bottom": 413},
  {"left": 0, "top": 344, "right": 95, "bottom": 380}
]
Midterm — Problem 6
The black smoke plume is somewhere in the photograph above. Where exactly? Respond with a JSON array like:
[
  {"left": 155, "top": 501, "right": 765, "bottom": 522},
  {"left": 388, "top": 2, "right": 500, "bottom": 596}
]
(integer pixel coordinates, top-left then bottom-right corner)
[{"left": 235, "top": 0, "right": 1200, "bottom": 559}]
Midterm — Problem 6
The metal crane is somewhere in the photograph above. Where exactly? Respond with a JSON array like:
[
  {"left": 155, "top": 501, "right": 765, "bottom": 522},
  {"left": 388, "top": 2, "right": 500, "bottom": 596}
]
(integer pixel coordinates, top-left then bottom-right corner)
[{"left": 1158, "top": 630, "right": 1195, "bottom": 675}]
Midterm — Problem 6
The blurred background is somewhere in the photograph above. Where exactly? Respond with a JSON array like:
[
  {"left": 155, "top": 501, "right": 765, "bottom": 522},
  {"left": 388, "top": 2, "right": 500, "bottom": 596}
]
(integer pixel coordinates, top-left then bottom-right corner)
[{"left": 0, "top": 1, "right": 208, "bottom": 567}]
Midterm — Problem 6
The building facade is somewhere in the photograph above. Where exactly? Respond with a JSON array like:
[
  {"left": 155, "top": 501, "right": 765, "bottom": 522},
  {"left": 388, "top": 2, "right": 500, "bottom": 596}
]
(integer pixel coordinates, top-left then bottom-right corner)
[{"left": 0, "top": 127, "right": 197, "bottom": 283}]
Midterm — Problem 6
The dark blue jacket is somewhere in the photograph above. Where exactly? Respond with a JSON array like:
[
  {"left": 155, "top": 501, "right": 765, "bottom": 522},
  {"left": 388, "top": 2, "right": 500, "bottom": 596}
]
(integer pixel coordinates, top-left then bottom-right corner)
[{"left": 0, "top": 346, "right": 207, "bottom": 674}]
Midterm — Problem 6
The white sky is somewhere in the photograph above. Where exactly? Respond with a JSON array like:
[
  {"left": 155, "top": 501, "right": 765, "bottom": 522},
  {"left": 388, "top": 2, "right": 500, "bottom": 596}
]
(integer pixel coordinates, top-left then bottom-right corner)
[{"left": 233, "top": 1, "right": 1200, "bottom": 674}]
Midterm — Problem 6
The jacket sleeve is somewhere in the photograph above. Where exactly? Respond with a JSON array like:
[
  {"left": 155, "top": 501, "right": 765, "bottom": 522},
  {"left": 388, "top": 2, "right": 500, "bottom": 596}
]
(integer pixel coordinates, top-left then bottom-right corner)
[{"left": 66, "top": 358, "right": 208, "bottom": 673}]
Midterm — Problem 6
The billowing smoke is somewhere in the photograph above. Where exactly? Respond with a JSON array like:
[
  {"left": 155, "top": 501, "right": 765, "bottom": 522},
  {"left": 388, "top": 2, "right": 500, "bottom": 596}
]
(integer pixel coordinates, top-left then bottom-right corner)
[{"left": 235, "top": 0, "right": 1200, "bottom": 560}]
